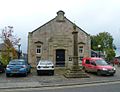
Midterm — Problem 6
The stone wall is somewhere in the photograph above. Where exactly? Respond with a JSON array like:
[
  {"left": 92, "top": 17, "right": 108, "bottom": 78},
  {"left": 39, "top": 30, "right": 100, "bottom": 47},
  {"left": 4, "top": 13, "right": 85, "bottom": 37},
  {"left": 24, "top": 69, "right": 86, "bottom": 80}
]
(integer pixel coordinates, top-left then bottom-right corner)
[{"left": 28, "top": 11, "right": 91, "bottom": 67}]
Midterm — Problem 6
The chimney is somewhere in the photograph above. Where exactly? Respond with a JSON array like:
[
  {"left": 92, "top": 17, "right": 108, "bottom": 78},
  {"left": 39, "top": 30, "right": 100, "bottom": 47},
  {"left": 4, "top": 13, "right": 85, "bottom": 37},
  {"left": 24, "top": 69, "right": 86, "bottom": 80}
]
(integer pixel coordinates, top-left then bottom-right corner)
[{"left": 56, "top": 10, "right": 65, "bottom": 22}]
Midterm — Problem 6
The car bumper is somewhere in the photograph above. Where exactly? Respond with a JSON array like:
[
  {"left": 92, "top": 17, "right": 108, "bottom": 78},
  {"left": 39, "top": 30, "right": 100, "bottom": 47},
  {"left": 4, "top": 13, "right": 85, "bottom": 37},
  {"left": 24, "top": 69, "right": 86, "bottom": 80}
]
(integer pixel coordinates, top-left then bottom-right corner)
[
  {"left": 37, "top": 70, "right": 54, "bottom": 74},
  {"left": 6, "top": 68, "right": 27, "bottom": 74},
  {"left": 100, "top": 70, "right": 116, "bottom": 75}
]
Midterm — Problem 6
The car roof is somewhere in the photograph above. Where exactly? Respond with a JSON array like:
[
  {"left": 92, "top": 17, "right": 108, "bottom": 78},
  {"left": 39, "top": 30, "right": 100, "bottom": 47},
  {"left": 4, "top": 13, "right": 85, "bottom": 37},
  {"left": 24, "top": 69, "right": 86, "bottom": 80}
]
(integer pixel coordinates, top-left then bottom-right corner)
[
  {"left": 39, "top": 60, "right": 52, "bottom": 62},
  {"left": 10, "top": 59, "right": 25, "bottom": 62},
  {"left": 83, "top": 57, "right": 103, "bottom": 61}
]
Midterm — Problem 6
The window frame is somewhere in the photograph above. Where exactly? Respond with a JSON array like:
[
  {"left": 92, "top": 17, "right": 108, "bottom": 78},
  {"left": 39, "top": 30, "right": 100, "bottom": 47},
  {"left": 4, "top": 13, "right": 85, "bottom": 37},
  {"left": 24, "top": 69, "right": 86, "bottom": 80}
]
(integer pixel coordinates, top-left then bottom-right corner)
[
  {"left": 36, "top": 45, "right": 42, "bottom": 54},
  {"left": 79, "top": 46, "right": 84, "bottom": 53}
]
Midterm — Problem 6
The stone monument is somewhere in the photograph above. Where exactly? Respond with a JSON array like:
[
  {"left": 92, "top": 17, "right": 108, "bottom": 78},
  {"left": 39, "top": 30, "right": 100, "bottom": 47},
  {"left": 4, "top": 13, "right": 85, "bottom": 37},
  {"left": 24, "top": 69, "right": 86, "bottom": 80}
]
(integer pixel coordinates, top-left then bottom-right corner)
[{"left": 64, "top": 24, "right": 89, "bottom": 78}]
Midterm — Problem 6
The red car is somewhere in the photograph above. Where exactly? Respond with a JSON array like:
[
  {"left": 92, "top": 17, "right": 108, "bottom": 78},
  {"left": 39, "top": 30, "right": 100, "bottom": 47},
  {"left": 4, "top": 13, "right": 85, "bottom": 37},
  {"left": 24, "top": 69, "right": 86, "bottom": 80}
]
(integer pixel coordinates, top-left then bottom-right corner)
[
  {"left": 82, "top": 57, "right": 116, "bottom": 76},
  {"left": 113, "top": 59, "right": 119, "bottom": 65}
]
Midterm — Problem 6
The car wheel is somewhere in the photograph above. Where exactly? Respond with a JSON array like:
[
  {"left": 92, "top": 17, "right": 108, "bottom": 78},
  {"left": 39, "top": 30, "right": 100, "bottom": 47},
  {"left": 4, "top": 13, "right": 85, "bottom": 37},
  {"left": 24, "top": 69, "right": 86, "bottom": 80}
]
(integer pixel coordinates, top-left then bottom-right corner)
[
  {"left": 6, "top": 73, "right": 10, "bottom": 77},
  {"left": 97, "top": 70, "right": 101, "bottom": 76},
  {"left": 51, "top": 71, "right": 54, "bottom": 75},
  {"left": 83, "top": 67, "right": 88, "bottom": 73},
  {"left": 110, "top": 74, "right": 114, "bottom": 76},
  {"left": 23, "top": 72, "right": 27, "bottom": 77},
  {"left": 37, "top": 71, "right": 40, "bottom": 76},
  {"left": 37, "top": 72, "right": 40, "bottom": 76}
]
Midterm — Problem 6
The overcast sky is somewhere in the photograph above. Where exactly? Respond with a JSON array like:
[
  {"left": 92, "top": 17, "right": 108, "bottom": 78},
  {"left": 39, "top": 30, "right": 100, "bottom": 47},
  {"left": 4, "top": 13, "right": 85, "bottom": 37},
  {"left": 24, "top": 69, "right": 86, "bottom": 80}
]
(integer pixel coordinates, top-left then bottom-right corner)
[{"left": 0, "top": 0, "right": 120, "bottom": 56}]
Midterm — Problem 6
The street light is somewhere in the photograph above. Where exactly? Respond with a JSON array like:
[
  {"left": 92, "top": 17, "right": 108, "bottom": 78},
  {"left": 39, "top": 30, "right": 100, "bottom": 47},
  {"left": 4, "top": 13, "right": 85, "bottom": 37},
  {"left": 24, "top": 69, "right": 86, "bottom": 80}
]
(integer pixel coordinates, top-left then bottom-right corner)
[
  {"left": 98, "top": 45, "right": 101, "bottom": 57},
  {"left": 18, "top": 43, "right": 21, "bottom": 59}
]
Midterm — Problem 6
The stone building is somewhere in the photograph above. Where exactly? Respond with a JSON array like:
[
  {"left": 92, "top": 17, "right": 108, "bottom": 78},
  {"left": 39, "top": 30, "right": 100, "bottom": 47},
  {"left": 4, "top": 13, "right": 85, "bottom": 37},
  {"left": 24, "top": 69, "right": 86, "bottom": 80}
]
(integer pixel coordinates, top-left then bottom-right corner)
[{"left": 28, "top": 10, "right": 91, "bottom": 67}]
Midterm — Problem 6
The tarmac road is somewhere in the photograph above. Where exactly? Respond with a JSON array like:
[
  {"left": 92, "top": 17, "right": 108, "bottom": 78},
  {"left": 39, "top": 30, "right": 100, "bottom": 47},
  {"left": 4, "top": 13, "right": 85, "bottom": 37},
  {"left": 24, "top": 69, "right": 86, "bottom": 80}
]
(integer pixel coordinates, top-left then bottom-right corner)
[{"left": 1, "top": 80, "right": 120, "bottom": 92}]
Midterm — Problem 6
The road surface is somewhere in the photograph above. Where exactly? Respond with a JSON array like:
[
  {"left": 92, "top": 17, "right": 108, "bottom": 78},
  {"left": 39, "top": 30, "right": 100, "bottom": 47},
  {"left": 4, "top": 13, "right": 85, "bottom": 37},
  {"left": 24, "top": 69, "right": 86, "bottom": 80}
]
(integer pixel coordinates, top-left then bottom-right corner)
[{"left": 2, "top": 81, "right": 120, "bottom": 92}]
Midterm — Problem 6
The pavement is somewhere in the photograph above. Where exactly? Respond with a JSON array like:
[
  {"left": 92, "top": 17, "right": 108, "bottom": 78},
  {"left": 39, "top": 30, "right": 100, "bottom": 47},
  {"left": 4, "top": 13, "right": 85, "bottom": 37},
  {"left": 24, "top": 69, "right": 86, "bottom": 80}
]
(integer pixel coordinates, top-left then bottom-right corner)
[{"left": 0, "top": 65, "right": 120, "bottom": 89}]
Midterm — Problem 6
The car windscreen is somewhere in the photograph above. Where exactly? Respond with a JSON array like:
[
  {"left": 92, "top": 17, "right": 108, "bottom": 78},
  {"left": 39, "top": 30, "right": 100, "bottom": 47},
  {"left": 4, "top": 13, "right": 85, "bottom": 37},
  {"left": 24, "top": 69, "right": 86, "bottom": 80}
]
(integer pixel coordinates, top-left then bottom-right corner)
[
  {"left": 95, "top": 59, "right": 108, "bottom": 66},
  {"left": 9, "top": 61, "right": 25, "bottom": 65},
  {"left": 40, "top": 61, "right": 52, "bottom": 65}
]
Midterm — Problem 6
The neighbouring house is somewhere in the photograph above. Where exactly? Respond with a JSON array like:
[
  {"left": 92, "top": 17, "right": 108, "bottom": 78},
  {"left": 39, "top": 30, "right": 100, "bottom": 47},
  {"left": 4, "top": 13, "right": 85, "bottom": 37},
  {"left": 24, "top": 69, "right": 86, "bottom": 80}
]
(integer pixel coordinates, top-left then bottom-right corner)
[
  {"left": 28, "top": 10, "right": 91, "bottom": 68},
  {"left": 91, "top": 50, "right": 105, "bottom": 58}
]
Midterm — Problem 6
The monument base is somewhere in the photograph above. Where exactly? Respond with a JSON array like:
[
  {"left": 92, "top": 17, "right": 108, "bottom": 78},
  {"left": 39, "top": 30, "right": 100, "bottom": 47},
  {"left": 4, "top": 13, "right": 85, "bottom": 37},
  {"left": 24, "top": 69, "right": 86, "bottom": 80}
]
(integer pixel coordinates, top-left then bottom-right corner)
[{"left": 64, "top": 69, "right": 89, "bottom": 78}]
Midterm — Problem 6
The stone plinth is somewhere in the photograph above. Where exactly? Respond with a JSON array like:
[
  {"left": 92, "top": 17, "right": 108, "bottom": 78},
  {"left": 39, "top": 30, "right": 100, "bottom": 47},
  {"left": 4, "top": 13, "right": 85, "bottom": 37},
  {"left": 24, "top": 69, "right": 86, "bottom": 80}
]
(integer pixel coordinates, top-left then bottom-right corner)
[{"left": 64, "top": 69, "right": 89, "bottom": 78}]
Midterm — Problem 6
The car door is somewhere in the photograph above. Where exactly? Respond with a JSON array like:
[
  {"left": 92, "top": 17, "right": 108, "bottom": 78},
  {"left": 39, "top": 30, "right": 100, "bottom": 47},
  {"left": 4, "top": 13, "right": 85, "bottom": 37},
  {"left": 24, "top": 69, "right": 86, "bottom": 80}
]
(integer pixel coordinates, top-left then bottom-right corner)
[
  {"left": 85, "top": 59, "right": 92, "bottom": 72},
  {"left": 90, "top": 61, "right": 97, "bottom": 72}
]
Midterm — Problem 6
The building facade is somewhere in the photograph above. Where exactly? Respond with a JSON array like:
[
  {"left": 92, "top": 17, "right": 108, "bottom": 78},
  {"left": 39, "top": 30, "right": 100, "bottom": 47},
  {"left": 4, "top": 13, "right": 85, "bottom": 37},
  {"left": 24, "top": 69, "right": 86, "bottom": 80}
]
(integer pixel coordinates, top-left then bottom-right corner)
[{"left": 28, "top": 10, "right": 91, "bottom": 67}]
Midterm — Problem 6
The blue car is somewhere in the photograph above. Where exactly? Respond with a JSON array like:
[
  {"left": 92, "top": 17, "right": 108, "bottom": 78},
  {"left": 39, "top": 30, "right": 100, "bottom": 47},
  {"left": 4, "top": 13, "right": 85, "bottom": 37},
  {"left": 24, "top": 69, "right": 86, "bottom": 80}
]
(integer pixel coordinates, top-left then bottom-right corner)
[{"left": 6, "top": 59, "right": 31, "bottom": 77}]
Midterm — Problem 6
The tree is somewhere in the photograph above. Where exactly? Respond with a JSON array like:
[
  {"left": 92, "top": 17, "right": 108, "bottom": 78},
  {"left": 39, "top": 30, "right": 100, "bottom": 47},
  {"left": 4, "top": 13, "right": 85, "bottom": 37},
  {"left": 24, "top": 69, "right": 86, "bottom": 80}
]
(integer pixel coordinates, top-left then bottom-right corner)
[
  {"left": 0, "top": 26, "right": 21, "bottom": 66},
  {"left": 91, "top": 32, "right": 116, "bottom": 61}
]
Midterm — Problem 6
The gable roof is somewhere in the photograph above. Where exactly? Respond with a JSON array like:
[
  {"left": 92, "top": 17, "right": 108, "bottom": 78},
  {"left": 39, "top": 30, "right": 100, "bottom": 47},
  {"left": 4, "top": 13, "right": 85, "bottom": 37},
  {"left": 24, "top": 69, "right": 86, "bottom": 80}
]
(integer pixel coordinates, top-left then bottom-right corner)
[
  {"left": 31, "top": 11, "right": 90, "bottom": 36},
  {"left": 31, "top": 18, "right": 55, "bottom": 34},
  {"left": 65, "top": 17, "right": 90, "bottom": 36}
]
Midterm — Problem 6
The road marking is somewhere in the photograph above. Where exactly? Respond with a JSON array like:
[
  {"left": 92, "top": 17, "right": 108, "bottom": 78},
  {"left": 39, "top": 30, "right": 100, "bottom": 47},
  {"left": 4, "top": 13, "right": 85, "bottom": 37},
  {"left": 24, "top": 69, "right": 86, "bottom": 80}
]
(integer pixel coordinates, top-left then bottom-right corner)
[{"left": 2, "top": 81, "right": 120, "bottom": 92}]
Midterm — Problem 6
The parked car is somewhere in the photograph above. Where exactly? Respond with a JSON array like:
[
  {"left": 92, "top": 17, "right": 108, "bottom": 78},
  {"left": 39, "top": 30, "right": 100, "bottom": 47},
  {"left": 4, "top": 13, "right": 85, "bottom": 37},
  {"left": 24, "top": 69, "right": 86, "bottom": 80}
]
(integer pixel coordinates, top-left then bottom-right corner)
[
  {"left": 112, "top": 59, "right": 120, "bottom": 65},
  {"left": 37, "top": 60, "right": 54, "bottom": 75},
  {"left": 0, "top": 61, "right": 5, "bottom": 73},
  {"left": 82, "top": 57, "right": 116, "bottom": 76},
  {"left": 6, "top": 59, "right": 31, "bottom": 77}
]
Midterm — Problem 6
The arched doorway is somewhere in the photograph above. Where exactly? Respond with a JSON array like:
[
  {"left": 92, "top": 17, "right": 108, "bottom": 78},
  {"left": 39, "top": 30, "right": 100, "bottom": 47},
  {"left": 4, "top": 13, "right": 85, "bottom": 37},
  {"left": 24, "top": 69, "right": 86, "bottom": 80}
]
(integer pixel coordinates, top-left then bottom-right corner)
[{"left": 56, "top": 49, "right": 65, "bottom": 66}]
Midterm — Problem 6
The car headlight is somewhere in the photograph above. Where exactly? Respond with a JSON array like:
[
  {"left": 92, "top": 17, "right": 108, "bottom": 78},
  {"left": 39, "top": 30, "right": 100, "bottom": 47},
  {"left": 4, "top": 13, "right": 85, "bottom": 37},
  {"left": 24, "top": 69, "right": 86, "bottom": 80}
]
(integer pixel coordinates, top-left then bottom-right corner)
[
  {"left": 113, "top": 67, "right": 116, "bottom": 70},
  {"left": 38, "top": 66, "right": 41, "bottom": 68},
  {"left": 6, "top": 68, "right": 10, "bottom": 70},
  {"left": 102, "top": 68, "right": 108, "bottom": 71}
]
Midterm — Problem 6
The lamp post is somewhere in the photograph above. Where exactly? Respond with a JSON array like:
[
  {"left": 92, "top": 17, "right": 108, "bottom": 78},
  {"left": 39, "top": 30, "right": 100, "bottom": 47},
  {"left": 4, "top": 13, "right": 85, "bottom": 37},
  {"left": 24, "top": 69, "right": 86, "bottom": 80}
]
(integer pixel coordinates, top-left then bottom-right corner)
[
  {"left": 98, "top": 45, "right": 101, "bottom": 57},
  {"left": 18, "top": 43, "right": 21, "bottom": 59}
]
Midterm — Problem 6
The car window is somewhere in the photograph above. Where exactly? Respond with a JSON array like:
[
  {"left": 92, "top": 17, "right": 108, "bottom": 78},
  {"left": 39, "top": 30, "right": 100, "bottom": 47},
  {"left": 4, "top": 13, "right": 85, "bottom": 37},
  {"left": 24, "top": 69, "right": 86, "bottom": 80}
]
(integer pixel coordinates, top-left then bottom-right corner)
[
  {"left": 85, "top": 60, "right": 90, "bottom": 64},
  {"left": 40, "top": 62, "right": 46, "bottom": 65},
  {"left": 90, "top": 61, "right": 96, "bottom": 66},
  {"left": 9, "top": 61, "right": 25, "bottom": 65},
  {"left": 40, "top": 61, "right": 52, "bottom": 65},
  {"left": 39, "top": 60, "right": 53, "bottom": 65},
  {"left": 95, "top": 59, "right": 108, "bottom": 66},
  {"left": 47, "top": 62, "right": 53, "bottom": 65}
]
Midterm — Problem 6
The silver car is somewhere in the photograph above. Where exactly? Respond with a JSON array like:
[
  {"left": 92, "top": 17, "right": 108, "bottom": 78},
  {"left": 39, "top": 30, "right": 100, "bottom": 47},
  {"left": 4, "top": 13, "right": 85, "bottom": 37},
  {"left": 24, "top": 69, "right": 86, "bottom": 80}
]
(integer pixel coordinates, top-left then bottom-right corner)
[{"left": 37, "top": 60, "right": 54, "bottom": 75}]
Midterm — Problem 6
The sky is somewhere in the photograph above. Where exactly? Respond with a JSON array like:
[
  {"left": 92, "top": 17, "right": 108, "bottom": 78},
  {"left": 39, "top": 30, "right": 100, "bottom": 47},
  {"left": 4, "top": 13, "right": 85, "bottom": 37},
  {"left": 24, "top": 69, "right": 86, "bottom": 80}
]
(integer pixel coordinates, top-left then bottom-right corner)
[{"left": 0, "top": 0, "right": 120, "bottom": 56}]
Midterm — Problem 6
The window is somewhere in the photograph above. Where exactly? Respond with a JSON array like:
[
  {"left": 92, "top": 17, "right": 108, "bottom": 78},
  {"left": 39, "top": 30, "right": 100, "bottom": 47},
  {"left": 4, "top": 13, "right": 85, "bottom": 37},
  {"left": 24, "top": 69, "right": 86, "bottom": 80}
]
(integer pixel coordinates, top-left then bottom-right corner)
[
  {"left": 86, "top": 60, "right": 90, "bottom": 64},
  {"left": 69, "top": 57, "right": 72, "bottom": 61},
  {"left": 36, "top": 46, "right": 41, "bottom": 54},
  {"left": 79, "top": 46, "right": 83, "bottom": 53}
]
